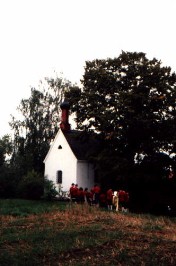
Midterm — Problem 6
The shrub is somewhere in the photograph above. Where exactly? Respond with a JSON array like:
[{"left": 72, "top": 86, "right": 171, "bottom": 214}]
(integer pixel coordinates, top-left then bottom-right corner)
[
  {"left": 43, "top": 177, "right": 58, "bottom": 200},
  {"left": 17, "top": 170, "right": 43, "bottom": 199}
]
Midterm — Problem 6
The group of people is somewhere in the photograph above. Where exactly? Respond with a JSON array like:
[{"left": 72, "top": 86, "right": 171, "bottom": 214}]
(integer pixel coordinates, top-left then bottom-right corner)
[
  {"left": 69, "top": 183, "right": 129, "bottom": 212},
  {"left": 69, "top": 183, "right": 100, "bottom": 205},
  {"left": 106, "top": 188, "right": 129, "bottom": 212}
]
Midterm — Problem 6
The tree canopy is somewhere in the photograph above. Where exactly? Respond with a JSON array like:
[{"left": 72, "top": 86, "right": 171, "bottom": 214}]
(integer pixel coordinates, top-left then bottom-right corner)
[
  {"left": 67, "top": 51, "right": 176, "bottom": 185},
  {"left": 9, "top": 76, "right": 79, "bottom": 174},
  {"left": 1, "top": 75, "right": 79, "bottom": 199}
]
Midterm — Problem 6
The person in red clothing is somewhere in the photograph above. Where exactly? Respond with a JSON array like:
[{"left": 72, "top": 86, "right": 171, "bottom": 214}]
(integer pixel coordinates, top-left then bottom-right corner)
[
  {"left": 106, "top": 188, "right": 113, "bottom": 211},
  {"left": 69, "top": 183, "right": 75, "bottom": 201},
  {"left": 89, "top": 189, "right": 94, "bottom": 205},
  {"left": 99, "top": 192, "right": 107, "bottom": 208},
  {"left": 84, "top": 188, "right": 92, "bottom": 205},
  {"left": 118, "top": 190, "right": 126, "bottom": 212},
  {"left": 77, "top": 187, "right": 85, "bottom": 203},
  {"left": 91, "top": 184, "right": 101, "bottom": 206},
  {"left": 74, "top": 184, "right": 79, "bottom": 202},
  {"left": 69, "top": 183, "right": 78, "bottom": 202}
]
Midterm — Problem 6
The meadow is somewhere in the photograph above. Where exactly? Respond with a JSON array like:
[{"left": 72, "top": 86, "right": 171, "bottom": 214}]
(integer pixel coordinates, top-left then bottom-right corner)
[{"left": 0, "top": 199, "right": 176, "bottom": 265}]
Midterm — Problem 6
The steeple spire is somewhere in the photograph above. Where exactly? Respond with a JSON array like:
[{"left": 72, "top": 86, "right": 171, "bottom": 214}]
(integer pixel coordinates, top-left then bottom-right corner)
[{"left": 60, "top": 100, "right": 71, "bottom": 132}]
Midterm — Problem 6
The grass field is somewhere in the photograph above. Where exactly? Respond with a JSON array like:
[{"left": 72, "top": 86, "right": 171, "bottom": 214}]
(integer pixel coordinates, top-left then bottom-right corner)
[{"left": 0, "top": 199, "right": 176, "bottom": 265}]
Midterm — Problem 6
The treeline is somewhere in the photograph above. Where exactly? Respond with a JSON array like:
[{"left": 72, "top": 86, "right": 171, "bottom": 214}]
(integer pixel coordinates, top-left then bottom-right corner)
[
  {"left": 1, "top": 51, "right": 176, "bottom": 213},
  {"left": 0, "top": 75, "right": 78, "bottom": 199}
]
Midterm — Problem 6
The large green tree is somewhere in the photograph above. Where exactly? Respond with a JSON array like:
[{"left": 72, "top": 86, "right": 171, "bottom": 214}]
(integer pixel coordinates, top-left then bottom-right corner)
[
  {"left": 68, "top": 51, "right": 176, "bottom": 186},
  {"left": 10, "top": 75, "right": 79, "bottom": 177}
]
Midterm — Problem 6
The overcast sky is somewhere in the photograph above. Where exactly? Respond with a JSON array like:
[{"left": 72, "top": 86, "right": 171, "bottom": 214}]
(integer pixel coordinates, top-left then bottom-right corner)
[{"left": 0, "top": 0, "right": 176, "bottom": 137}]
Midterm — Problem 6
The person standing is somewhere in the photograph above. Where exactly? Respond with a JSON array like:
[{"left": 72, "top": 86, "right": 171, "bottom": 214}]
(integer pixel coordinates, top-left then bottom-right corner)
[
  {"left": 77, "top": 187, "right": 84, "bottom": 203},
  {"left": 74, "top": 184, "right": 79, "bottom": 202},
  {"left": 99, "top": 192, "right": 107, "bottom": 208},
  {"left": 69, "top": 183, "right": 75, "bottom": 201},
  {"left": 69, "top": 183, "right": 78, "bottom": 203},
  {"left": 113, "top": 191, "right": 119, "bottom": 211},
  {"left": 118, "top": 190, "right": 126, "bottom": 212},
  {"left": 91, "top": 184, "right": 101, "bottom": 206},
  {"left": 84, "top": 188, "right": 92, "bottom": 205},
  {"left": 106, "top": 188, "right": 113, "bottom": 211}
]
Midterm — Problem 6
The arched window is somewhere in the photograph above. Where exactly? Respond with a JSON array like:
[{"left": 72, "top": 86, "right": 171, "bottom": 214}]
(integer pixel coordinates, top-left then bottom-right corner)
[{"left": 56, "top": 170, "right": 62, "bottom": 184}]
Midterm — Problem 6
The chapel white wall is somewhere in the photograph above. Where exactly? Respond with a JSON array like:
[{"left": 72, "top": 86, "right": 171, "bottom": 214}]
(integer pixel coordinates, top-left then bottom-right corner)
[
  {"left": 44, "top": 130, "right": 77, "bottom": 192},
  {"left": 77, "top": 161, "right": 95, "bottom": 190}
]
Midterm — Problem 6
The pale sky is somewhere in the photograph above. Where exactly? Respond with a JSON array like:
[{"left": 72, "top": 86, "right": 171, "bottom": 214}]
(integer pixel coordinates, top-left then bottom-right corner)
[{"left": 0, "top": 0, "right": 176, "bottom": 137}]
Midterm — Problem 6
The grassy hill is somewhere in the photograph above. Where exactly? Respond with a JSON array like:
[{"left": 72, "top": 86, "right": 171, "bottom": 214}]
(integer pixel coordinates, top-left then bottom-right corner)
[{"left": 0, "top": 199, "right": 176, "bottom": 265}]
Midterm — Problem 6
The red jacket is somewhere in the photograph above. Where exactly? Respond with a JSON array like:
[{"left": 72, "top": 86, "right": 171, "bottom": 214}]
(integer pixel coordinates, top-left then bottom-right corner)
[
  {"left": 118, "top": 190, "right": 126, "bottom": 202},
  {"left": 106, "top": 189, "right": 113, "bottom": 200},
  {"left": 77, "top": 189, "right": 84, "bottom": 200},
  {"left": 99, "top": 193, "right": 106, "bottom": 204},
  {"left": 92, "top": 185, "right": 101, "bottom": 194},
  {"left": 70, "top": 186, "right": 78, "bottom": 197}
]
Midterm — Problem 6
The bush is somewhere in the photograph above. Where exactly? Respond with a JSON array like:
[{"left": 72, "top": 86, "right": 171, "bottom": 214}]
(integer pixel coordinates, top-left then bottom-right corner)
[
  {"left": 0, "top": 167, "right": 18, "bottom": 198},
  {"left": 43, "top": 177, "right": 58, "bottom": 200},
  {"left": 17, "top": 170, "right": 43, "bottom": 199}
]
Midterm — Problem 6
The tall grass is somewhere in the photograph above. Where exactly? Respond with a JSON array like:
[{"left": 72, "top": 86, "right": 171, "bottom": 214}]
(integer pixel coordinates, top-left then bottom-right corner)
[
  {"left": 0, "top": 199, "right": 176, "bottom": 265},
  {"left": 0, "top": 199, "right": 67, "bottom": 216}
]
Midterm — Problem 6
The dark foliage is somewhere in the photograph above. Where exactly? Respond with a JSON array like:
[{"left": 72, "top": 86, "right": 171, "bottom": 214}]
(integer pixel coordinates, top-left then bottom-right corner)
[{"left": 67, "top": 51, "right": 176, "bottom": 208}]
